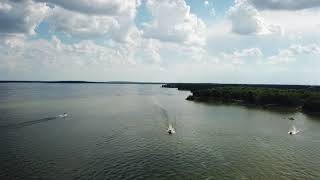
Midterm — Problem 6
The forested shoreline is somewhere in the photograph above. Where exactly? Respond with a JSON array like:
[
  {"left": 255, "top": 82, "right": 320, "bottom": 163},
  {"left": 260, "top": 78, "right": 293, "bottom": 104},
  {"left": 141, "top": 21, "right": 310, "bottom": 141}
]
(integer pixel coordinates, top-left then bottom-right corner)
[{"left": 162, "top": 83, "right": 320, "bottom": 114}]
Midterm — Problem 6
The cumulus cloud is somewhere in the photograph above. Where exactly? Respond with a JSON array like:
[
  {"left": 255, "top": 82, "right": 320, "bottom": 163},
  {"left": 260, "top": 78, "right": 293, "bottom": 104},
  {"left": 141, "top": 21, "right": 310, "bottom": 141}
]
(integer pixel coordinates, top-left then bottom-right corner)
[
  {"left": 248, "top": 0, "right": 320, "bottom": 10},
  {"left": 0, "top": 1, "right": 12, "bottom": 12},
  {"left": 3, "top": 35, "right": 25, "bottom": 48},
  {"left": 46, "top": 7, "right": 119, "bottom": 38},
  {"left": 221, "top": 48, "right": 263, "bottom": 64},
  {"left": 0, "top": 35, "right": 137, "bottom": 72},
  {"left": 285, "top": 44, "right": 320, "bottom": 55},
  {"left": 0, "top": 37, "right": 145, "bottom": 80},
  {"left": 134, "top": 39, "right": 161, "bottom": 64},
  {"left": 35, "top": 0, "right": 141, "bottom": 17},
  {"left": 142, "top": 0, "right": 206, "bottom": 45},
  {"left": 267, "top": 44, "right": 320, "bottom": 65},
  {"left": 46, "top": 4, "right": 141, "bottom": 43},
  {"left": 261, "top": 10, "right": 320, "bottom": 34},
  {"left": 0, "top": 0, "right": 49, "bottom": 35},
  {"left": 227, "top": 0, "right": 282, "bottom": 35},
  {"left": 0, "top": 0, "right": 141, "bottom": 41}
]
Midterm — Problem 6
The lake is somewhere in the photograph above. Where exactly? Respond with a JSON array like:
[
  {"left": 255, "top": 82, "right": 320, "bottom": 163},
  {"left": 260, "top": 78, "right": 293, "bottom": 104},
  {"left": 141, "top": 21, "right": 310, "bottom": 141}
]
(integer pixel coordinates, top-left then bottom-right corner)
[{"left": 0, "top": 83, "right": 320, "bottom": 179}]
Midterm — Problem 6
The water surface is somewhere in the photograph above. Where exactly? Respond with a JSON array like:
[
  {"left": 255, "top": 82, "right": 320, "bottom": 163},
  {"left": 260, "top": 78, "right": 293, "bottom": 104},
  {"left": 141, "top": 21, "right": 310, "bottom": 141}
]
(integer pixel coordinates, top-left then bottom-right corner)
[{"left": 1, "top": 83, "right": 320, "bottom": 179}]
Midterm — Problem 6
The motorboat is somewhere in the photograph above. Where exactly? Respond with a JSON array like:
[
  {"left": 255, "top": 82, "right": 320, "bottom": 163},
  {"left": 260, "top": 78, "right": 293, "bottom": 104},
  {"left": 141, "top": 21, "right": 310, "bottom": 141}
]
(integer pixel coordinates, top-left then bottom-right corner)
[
  {"left": 58, "top": 113, "right": 68, "bottom": 118},
  {"left": 288, "top": 126, "right": 299, "bottom": 135},
  {"left": 167, "top": 124, "right": 175, "bottom": 135}
]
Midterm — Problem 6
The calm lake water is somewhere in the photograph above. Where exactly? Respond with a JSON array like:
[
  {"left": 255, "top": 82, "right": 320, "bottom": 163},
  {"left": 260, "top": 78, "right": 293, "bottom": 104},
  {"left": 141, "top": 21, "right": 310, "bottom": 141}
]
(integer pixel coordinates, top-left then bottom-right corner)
[{"left": 1, "top": 83, "right": 320, "bottom": 180}]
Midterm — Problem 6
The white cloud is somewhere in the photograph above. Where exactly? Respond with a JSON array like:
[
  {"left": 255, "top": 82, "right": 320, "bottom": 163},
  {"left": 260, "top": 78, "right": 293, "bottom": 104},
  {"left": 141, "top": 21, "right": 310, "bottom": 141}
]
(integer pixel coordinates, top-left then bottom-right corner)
[
  {"left": 0, "top": 35, "right": 209, "bottom": 80},
  {"left": 0, "top": 0, "right": 49, "bottom": 35},
  {"left": 142, "top": 0, "right": 206, "bottom": 45},
  {"left": 248, "top": 0, "right": 320, "bottom": 10},
  {"left": 47, "top": 7, "right": 119, "bottom": 38},
  {"left": 134, "top": 39, "right": 161, "bottom": 64},
  {"left": 133, "top": 37, "right": 210, "bottom": 66},
  {"left": 0, "top": 36, "right": 138, "bottom": 73},
  {"left": 227, "top": 0, "right": 282, "bottom": 35},
  {"left": 232, "top": 48, "right": 263, "bottom": 57},
  {"left": 267, "top": 44, "right": 320, "bottom": 65},
  {"left": 286, "top": 44, "right": 320, "bottom": 55},
  {"left": 204, "top": 1, "right": 209, "bottom": 7},
  {"left": 221, "top": 47, "right": 263, "bottom": 64},
  {"left": 35, "top": 0, "right": 141, "bottom": 16},
  {"left": 0, "top": 0, "right": 141, "bottom": 43},
  {"left": 46, "top": 5, "right": 141, "bottom": 43},
  {"left": 261, "top": 9, "right": 320, "bottom": 34},
  {"left": 3, "top": 35, "right": 25, "bottom": 48},
  {"left": 0, "top": 1, "right": 12, "bottom": 12}
]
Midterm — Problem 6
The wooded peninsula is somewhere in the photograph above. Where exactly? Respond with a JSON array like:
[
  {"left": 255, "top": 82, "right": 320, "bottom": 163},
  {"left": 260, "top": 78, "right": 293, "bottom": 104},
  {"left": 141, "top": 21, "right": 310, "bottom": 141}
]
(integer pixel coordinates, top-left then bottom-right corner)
[{"left": 162, "top": 83, "right": 320, "bottom": 114}]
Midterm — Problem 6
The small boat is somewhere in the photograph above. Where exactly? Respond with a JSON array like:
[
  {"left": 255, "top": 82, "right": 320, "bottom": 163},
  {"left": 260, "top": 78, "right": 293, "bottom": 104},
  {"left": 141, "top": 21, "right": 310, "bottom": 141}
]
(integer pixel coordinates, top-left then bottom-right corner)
[
  {"left": 58, "top": 113, "right": 68, "bottom": 118},
  {"left": 288, "top": 126, "right": 299, "bottom": 135},
  {"left": 167, "top": 124, "right": 176, "bottom": 135}
]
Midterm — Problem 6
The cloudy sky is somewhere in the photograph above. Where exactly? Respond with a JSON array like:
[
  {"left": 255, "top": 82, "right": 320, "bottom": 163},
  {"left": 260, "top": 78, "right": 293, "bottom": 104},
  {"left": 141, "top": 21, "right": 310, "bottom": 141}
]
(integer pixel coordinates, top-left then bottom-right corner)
[{"left": 0, "top": 0, "right": 320, "bottom": 84}]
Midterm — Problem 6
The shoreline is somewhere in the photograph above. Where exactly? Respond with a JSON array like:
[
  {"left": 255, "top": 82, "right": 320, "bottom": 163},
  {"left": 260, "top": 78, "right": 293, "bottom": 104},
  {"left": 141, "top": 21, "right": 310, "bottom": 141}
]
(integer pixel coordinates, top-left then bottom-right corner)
[{"left": 163, "top": 83, "right": 320, "bottom": 116}]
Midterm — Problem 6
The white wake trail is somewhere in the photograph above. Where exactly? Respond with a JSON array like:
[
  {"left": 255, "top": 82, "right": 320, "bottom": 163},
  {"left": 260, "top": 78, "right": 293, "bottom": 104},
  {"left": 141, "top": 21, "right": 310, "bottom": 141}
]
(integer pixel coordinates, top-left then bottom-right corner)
[{"left": 152, "top": 96, "right": 176, "bottom": 134}]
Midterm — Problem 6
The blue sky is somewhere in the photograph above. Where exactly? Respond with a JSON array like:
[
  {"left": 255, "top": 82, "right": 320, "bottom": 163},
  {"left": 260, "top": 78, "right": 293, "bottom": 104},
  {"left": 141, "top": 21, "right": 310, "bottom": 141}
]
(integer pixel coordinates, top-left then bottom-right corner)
[{"left": 0, "top": 0, "right": 320, "bottom": 84}]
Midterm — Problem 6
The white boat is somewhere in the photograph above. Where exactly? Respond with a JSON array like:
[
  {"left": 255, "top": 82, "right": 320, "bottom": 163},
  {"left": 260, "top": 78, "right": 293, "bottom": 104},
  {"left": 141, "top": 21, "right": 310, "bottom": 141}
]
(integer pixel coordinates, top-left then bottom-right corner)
[
  {"left": 167, "top": 124, "right": 176, "bottom": 134},
  {"left": 58, "top": 113, "right": 68, "bottom": 118},
  {"left": 288, "top": 126, "right": 299, "bottom": 135}
]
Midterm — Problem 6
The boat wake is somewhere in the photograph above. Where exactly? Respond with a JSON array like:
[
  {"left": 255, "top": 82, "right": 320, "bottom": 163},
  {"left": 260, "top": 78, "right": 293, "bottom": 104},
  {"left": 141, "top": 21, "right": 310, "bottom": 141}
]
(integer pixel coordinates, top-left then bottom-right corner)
[
  {"left": 0, "top": 113, "right": 68, "bottom": 129},
  {"left": 152, "top": 96, "right": 176, "bottom": 134},
  {"left": 0, "top": 117, "right": 57, "bottom": 129}
]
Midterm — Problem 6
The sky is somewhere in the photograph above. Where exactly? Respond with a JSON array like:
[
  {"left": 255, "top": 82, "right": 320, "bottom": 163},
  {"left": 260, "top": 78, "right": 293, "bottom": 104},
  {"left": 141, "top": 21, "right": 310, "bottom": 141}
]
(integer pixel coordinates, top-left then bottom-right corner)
[{"left": 0, "top": 0, "right": 320, "bottom": 84}]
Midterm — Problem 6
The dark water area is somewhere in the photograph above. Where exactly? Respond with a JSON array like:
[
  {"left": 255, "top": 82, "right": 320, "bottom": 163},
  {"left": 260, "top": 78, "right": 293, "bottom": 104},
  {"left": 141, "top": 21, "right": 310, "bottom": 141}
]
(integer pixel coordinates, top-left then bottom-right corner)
[{"left": 1, "top": 83, "right": 320, "bottom": 179}]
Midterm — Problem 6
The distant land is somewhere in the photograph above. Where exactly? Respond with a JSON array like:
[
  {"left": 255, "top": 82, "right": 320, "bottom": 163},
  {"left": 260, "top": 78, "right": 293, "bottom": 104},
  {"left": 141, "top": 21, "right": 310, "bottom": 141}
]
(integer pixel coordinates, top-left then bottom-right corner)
[
  {"left": 1, "top": 81, "right": 320, "bottom": 87},
  {"left": 162, "top": 83, "right": 320, "bottom": 114},
  {"left": 0, "top": 81, "right": 164, "bottom": 84},
  {"left": 162, "top": 83, "right": 320, "bottom": 91},
  {"left": 2, "top": 81, "right": 320, "bottom": 113}
]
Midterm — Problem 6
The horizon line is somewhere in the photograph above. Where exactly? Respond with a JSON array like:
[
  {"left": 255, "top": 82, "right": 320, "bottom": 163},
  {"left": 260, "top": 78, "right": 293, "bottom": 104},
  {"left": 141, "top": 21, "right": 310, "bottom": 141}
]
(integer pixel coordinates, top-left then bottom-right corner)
[{"left": 0, "top": 80, "right": 319, "bottom": 86}]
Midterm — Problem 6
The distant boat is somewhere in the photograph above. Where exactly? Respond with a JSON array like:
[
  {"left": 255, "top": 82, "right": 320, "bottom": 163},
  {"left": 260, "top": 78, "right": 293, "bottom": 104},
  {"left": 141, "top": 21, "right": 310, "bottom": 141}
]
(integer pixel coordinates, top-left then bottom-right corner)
[
  {"left": 288, "top": 126, "right": 299, "bottom": 135},
  {"left": 58, "top": 113, "right": 68, "bottom": 118},
  {"left": 167, "top": 124, "right": 175, "bottom": 135}
]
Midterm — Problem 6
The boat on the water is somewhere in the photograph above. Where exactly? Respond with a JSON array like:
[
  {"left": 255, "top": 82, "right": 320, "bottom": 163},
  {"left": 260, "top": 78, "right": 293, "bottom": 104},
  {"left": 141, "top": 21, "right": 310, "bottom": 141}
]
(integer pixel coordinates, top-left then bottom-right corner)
[
  {"left": 288, "top": 126, "right": 299, "bottom": 135},
  {"left": 167, "top": 124, "right": 175, "bottom": 135},
  {"left": 58, "top": 113, "right": 68, "bottom": 118}
]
